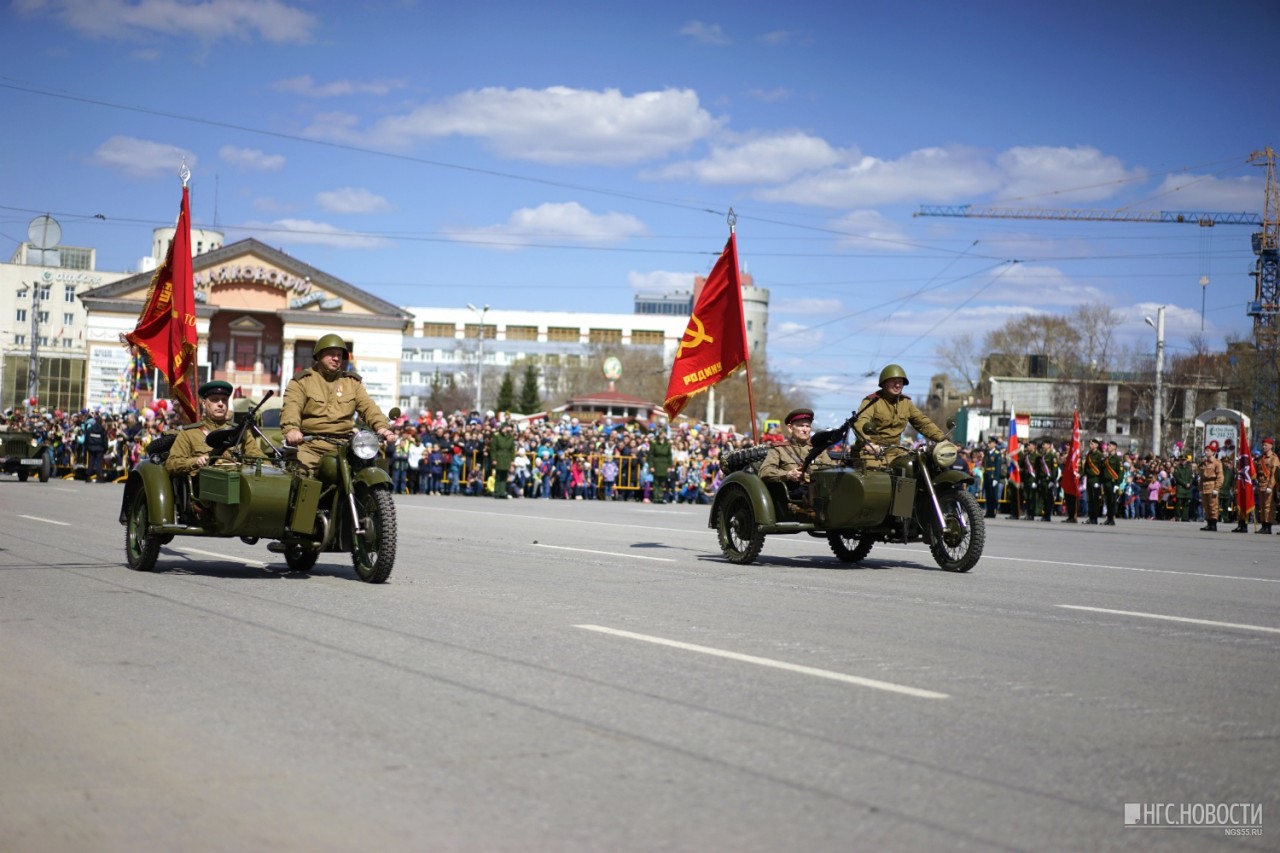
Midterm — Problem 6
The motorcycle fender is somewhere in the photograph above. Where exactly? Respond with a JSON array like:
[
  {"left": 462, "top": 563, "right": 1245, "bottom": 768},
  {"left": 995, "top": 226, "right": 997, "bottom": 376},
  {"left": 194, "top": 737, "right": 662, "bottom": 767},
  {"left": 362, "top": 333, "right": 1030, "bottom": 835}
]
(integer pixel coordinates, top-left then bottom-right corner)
[
  {"left": 353, "top": 465, "right": 393, "bottom": 491},
  {"left": 121, "top": 460, "right": 175, "bottom": 527},
  {"left": 932, "top": 470, "right": 974, "bottom": 488},
  {"left": 707, "top": 470, "right": 778, "bottom": 528}
]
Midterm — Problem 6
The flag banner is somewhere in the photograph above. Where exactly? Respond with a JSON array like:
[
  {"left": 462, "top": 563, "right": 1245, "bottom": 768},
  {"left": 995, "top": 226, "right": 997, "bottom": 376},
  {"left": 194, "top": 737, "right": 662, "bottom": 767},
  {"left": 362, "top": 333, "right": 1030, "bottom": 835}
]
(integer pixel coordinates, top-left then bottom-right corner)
[
  {"left": 124, "top": 185, "right": 198, "bottom": 422},
  {"left": 1007, "top": 406, "right": 1021, "bottom": 486},
  {"left": 663, "top": 232, "right": 749, "bottom": 419},
  {"left": 1061, "top": 410, "right": 1081, "bottom": 497},
  {"left": 1237, "top": 422, "right": 1256, "bottom": 519}
]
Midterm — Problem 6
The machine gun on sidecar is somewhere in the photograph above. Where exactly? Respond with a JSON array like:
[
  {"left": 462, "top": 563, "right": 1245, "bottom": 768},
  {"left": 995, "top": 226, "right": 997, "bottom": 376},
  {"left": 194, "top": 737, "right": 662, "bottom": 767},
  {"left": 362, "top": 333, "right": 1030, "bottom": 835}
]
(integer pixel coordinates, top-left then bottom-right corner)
[
  {"left": 119, "top": 393, "right": 400, "bottom": 582},
  {"left": 709, "top": 419, "right": 984, "bottom": 571}
]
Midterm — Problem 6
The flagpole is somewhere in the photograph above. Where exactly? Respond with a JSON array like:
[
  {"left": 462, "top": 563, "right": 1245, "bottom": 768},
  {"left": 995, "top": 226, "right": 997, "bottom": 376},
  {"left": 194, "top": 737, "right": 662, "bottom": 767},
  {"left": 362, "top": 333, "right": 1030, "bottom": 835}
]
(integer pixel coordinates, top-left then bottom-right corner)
[{"left": 728, "top": 209, "right": 760, "bottom": 443}]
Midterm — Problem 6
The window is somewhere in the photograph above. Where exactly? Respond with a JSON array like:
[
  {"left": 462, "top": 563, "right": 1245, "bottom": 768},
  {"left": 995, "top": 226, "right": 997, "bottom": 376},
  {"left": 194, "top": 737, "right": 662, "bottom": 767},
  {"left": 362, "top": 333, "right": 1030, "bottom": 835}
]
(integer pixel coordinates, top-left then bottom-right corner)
[
  {"left": 421, "top": 322, "right": 456, "bottom": 338},
  {"left": 234, "top": 338, "right": 258, "bottom": 369},
  {"left": 589, "top": 328, "right": 622, "bottom": 344},
  {"left": 506, "top": 325, "right": 538, "bottom": 341},
  {"left": 14, "top": 335, "right": 24, "bottom": 345},
  {"left": 463, "top": 323, "right": 496, "bottom": 339},
  {"left": 38, "top": 336, "right": 48, "bottom": 347},
  {"left": 547, "top": 326, "right": 580, "bottom": 342},
  {"left": 62, "top": 338, "right": 72, "bottom": 347},
  {"left": 63, "top": 312, "right": 74, "bottom": 325},
  {"left": 38, "top": 285, "right": 51, "bottom": 301},
  {"left": 15, "top": 309, "right": 26, "bottom": 322},
  {"left": 631, "top": 330, "right": 664, "bottom": 346},
  {"left": 38, "top": 311, "right": 49, "bottom": 324},
  {"left": 65, "top": 286, "right": 77, "bottom": 303}
]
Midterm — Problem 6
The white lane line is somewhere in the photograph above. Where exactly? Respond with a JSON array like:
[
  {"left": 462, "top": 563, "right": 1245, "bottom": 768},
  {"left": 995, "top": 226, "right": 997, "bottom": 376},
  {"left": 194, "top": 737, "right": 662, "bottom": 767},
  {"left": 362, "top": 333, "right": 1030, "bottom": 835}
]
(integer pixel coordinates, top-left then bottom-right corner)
[
  {"left": 18, "top": 514, "right": 70, "bottom": 526},
  {"left": 175, "top": 546, "right": 268, "bottom": 569},
  {"left": 1057, "top": 605, "right": 1280, "bottom": 635},
  {"left": 575, "top": 624, "right": 949, "bottom": 700},
  {"left": 535, "top": 543, "right": 674, "bottom": 562}
]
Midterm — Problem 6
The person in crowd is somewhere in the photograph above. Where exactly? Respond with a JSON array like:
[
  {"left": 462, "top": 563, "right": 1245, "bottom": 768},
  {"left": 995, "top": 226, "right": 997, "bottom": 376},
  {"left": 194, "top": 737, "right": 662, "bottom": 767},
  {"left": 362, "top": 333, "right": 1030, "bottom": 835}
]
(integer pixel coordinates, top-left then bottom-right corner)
[
  {"left": 83, "top": 412, "right": 109, "bottom": 482},
  {"left": 487, "top": 421, "right": 516, "bottom": 499},
  {"left": 406, "top": 432, "right": 425, "bottom": 494},
  {"left": 1198, "top": 441, "right": 1224, "bottom": 532},
  {"left": 1257, "top": 437, "right": 1277, "bottom": 534},
  {"left": 648, "top": 429, "right": 674, "bottom": 504},
  {"left": 165, "top": 380, "right": 265, "bottom": 478},
  {"left": 851, "top": 364, "right": 947, "bottom": 468},
  {"left": 1172, "top": 452, "right": 1195, "bottom": 522},
  {"left": 281, "top": 334, "right": 395, "bottom": 473},
  {"left": 390, "top": 430, "right": 411, "bottom": 495}
]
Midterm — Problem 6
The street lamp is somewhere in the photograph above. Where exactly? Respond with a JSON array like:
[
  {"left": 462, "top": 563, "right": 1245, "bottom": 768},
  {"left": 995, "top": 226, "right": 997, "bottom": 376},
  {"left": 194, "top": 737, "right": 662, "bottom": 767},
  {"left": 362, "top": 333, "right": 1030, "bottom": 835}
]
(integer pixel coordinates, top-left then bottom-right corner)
[
  {"left": 1144, "top": 306, "right": 1166, "bottom": 457},
  {"left": 466, "top": 302, "right": 489, "bottom": 412}
]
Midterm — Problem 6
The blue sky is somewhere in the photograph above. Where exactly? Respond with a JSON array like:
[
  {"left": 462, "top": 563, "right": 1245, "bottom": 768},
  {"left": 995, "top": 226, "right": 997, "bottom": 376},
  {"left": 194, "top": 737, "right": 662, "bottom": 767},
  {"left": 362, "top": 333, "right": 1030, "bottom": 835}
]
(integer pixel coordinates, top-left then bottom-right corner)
[{"left": 1, "top": 0, "right": 1276, "bottom": 423}]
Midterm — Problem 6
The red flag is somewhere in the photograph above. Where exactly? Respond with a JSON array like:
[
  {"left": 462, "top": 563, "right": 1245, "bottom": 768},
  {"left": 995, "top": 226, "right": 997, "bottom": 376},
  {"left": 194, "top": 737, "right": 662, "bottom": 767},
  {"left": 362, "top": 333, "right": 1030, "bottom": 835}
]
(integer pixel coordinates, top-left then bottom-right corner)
[
  {"left": 1061, "top": 410, "right": 1081, "bottom": 497},
  {"left": 125, "top": 185, "right": 198, "bottom": 422},
  {"left": 663, "top": 233, "right": 749, "bottom": 419},
  {"left": 1237, "top": 422, "right": 1256, "bottom": 519},
  {"left": 1007, "top": 406, "right": 1021, "bottom": 486}
]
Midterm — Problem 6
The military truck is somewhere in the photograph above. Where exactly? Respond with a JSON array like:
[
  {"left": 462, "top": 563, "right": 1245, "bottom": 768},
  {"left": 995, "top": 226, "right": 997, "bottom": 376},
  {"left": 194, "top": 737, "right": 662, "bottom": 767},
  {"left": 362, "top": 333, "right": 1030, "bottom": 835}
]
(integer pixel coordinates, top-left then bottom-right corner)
[{"left": 0, "top": 428, "right": 55, "bottom": 482}]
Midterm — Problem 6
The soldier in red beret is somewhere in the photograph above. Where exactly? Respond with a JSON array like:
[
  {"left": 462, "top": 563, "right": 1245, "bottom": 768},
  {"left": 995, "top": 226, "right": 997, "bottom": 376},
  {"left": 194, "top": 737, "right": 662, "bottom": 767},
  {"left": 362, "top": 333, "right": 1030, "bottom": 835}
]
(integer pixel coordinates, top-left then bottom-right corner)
[
  {"left": 1198, "top": 441, "right": 1223, "bottom": 532},
  {"left": 1258, "top": 437, "right": 1277, "bottom": 534}
]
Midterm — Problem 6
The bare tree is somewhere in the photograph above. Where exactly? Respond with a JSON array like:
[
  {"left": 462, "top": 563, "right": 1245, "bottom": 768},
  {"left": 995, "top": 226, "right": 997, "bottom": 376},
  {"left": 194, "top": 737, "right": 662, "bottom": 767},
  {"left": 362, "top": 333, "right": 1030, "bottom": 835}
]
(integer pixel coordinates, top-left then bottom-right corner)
[{"left": 933, "top": 331, "right": 981, "bottom": 394}]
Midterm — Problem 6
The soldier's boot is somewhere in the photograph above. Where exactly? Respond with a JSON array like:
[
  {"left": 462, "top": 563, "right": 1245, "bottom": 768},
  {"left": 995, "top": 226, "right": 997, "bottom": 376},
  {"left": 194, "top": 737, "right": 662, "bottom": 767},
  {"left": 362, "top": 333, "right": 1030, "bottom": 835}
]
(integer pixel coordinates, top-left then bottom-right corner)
[
  {"left": 1232, "top": 523, "right": 1248, "bottom": 533},
  {"left": 1258, "top": 524, "right": 1273, "bottom": 534},
  {"left": 1200, "top": 520, "right": 1217, "bottom": 532}
]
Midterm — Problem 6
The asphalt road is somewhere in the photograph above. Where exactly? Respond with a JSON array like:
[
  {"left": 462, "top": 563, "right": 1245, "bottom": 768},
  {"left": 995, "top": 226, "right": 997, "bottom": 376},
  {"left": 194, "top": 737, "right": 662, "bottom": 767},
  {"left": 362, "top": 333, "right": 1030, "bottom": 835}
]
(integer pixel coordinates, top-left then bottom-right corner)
[{"left": 1, "top": 478, "right": 1276, "bottom": 852}]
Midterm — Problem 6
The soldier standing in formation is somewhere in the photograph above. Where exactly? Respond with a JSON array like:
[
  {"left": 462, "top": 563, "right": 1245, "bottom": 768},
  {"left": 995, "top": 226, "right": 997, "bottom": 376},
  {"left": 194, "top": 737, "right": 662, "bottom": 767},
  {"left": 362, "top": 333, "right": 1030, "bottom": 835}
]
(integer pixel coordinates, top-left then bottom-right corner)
[
  {"left": 1084, "top": 438, "right": 1104, "bottom": 524},
  {"left": 1257, "top": 437, "right": 1277, "bottom": 534},
  {"left": 1198, "top": 441, "right": 1224, "bottom": 532},
  {"left": 1100, "top": 441, "right": 1123, "bottom": 525},
  {"left": 1020, "top": 443, "right": 1038, "bottom": 520},
  {"left": 1172, "top": 453, "right": 1195, "bottom": 522},
  {"left": 1037, "top": 438, "right": 1059, "bottom": 522},
  {"left": 982, "top": 436, "right": 1002, "bottom": 519}
]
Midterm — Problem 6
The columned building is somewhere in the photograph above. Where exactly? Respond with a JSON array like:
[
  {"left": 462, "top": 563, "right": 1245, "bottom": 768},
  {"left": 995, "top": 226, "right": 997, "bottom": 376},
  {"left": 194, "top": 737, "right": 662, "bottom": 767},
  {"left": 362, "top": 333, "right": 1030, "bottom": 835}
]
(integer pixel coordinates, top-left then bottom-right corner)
[{"left": 80, "top": 239, "right": 410, "bottom": 412}]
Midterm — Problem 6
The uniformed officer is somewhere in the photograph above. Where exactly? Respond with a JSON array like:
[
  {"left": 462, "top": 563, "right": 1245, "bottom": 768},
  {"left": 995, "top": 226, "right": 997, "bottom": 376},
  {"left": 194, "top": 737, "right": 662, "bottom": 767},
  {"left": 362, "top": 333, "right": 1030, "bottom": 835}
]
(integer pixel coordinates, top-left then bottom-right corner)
[
  {"left": 281, "top": 334, "right": 396, "bottom": 472},
  {"left": 648, "top": 430, "right": 674, "bottom": 504},
  {"left": 1021, "top": 442, "right": 1040, "bottom": 520},
  {"left": 851, "top": 365, "right": 947, "bottom": 468},
  {"left": 1037, "top": 438, "right": 1060, "bottom": 521},
  {"left": 982, "top": 436, "right": 1003, "bottom": 518},
  {"left": 1257, "top": 437, "right": 1278, "bottom": 534},
  {"left": 1198, "top": 441, "right": 1224, "bottom": 532},
  {"left": 1172, "top": 452, "right": 1195, "bottom": 522},
  {"left": 1083, "top": 438, "right": 1104, "bottom": 524},
  {"left": 757, "top": 408, "right": 835, "bottom": 505},
  {"left": 488, "top": 420, "right": 516, "bottom": 499},
  {"left": 1100, "top": 441, "right": 1124, "bottom": 525},
  {"left": 165, "top": 380, "right": 265, "bottom": 476}
]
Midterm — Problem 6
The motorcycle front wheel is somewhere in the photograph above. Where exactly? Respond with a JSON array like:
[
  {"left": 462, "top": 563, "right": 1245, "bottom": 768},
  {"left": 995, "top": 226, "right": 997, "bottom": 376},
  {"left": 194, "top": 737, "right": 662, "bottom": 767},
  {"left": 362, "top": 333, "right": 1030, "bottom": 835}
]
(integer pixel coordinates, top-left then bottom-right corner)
[
  {"left": 929, "top": 490, "right": 984, "bottom": 572},
  {"left": 716, "top": 487, "right": 765, "bottom": 565},
  {"left": 351, "top": 487, "right": 397, "bottom": 583}
]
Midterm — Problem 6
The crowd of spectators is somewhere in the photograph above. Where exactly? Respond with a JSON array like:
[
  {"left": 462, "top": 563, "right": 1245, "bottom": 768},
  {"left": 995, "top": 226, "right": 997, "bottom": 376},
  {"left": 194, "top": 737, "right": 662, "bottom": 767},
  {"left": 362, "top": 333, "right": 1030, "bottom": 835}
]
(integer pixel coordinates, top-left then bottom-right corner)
[{"left": 1, "top": 404, "right": 181, "bottom": 482}]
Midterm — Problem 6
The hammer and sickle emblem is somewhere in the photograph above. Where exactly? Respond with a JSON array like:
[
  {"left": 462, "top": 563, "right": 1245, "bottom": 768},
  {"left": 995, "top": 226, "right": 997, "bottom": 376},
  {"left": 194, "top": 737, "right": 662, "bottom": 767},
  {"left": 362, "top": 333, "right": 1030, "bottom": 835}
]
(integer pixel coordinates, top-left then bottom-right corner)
[{"left": 677, "top": 313, "right": 714, "bottom": 358}]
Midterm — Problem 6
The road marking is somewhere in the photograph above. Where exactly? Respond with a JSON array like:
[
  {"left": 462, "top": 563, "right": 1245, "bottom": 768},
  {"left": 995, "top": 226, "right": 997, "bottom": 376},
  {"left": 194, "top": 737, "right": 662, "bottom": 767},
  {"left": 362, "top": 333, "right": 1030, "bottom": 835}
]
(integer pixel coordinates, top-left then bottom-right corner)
[
  {"left": 1057, "top": 605, "right": 1280, "bottom": 635},
  {"left": 175, "top": 546, "right": 268, "bottom": 569},
  {"left": 18, "top": 514, "right": 70, "bottom": 526},
  {"left": 534, "top": 543, "right": 674, "bottom": 562},
  {"left": 575, "top": 624, "right": 949, "bottom": 699}
]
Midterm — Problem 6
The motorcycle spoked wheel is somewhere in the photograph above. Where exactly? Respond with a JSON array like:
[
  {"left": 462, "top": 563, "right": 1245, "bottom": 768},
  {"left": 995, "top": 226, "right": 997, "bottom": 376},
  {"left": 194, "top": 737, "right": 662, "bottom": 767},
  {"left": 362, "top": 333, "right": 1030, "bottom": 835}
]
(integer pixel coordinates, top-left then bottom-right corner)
[
  {"left": 350, "top": 487, "right": 397, "bottom": 583},
  {"left": 124, "top": 489, "right": 162, "bottom": 572},
  {"left": 929, "top": 490, "right": 984, "bottom": 573},
  {"left": 828, "top": 531, "right": 875, "bottom": 564},
  {"left": 716, "top": 488, "right": 765, "bottom": 565}
]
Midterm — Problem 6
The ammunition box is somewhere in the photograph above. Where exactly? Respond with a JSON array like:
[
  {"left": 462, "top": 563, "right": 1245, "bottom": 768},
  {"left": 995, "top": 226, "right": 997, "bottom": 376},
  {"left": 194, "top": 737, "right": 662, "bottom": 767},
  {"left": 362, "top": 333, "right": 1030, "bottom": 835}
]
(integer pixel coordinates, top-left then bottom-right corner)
[{"left": 199, "top": 467, "right": 241, "bottom": 504}]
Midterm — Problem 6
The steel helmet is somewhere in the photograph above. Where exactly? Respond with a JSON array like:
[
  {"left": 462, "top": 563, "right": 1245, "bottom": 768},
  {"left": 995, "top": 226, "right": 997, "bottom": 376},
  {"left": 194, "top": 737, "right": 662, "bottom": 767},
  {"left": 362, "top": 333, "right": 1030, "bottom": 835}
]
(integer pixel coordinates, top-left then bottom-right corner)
[
  {"left": 313, "top": 333, "right": 349, "bottom": 359},
  {"left": 878, "top": 363, "right": 909, "bottom": 387}
]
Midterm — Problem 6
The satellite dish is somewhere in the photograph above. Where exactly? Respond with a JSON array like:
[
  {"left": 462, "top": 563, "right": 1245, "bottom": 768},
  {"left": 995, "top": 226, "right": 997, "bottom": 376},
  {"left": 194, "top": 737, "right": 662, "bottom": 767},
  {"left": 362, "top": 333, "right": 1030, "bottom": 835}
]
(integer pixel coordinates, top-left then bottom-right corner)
[{"left": 27, "top": 214, "right": 61, "bottom": 249}]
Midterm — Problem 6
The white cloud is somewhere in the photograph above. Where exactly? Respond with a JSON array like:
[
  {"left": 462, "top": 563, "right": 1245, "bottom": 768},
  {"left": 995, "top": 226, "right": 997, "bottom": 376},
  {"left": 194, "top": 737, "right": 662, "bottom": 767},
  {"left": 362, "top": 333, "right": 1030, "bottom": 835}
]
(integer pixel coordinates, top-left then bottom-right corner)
[
  {"left": 628, "top": 270, "right": 695, "bottom": 292},
  {"left": 1148, "top": 172, "right": 1261, "bottom": 214},
  {"left": 306, "top": 86, "right": 722, "bottom": 166},
  {"left": 240, "top": 219, "right": 389, "bottom": 249},
  {"left": 18, "top": 0, "right": 317, "bottom": 43},
  {"left": 219, "top": 145, "right": 285, "bottom": 171},
  {"left": 679, "top": 20, "right": 728, "bottom": 45},
  {"left": 442, "top": 202, "right": 647, "bottom": 250},
  {"left": 772, "top": 297, "right": 843, "bottom": 315},
  {"left": 89, "top": 135, "right": 195, "bottom": 178},
  {"left": 272, "top": 75, "right": 406, "bottom": 98},
  {"left": 829, "top": 210, "right": 911, "bottom": 250},
  {"left": 649, "top": 132, "right": 845, "bottom": 184},
  {"left": 993, "top": 146, "right": 1145, "bottom": 204},
  {"left": 315, "top": 187, "right": 391, "bottom": 214},
  {"left": 757, "top": 30, "right": 800, "bottom": 46},
  {"left": 746, "top": 87, "right": 792, "bottom": 103},
  {"left": 758, "top": 145, "right": 1000, "bottom": 207}
]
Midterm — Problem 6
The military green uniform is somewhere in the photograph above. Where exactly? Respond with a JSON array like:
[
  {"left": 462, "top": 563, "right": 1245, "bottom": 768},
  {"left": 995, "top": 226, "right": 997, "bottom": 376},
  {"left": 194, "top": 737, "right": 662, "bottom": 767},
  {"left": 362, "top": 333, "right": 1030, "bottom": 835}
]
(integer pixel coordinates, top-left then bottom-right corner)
[
  {"left": 1100, "top": 446, "right": 1123, "bottom": 525},
  {"left": 165, "top": 416, "right": 265, "bottom": 476},
  {"left": 648, "top": 433, "right": 673, "bottom": 503},
  {"left": 488, "top": 425, "right": 516, "bottom": 498},
  {"left": 851, "top": 392, "right": 946, "bottom": 467},
  {"left": 1219, "top": 459, "right": 1236, "bottom": 520},
  {"left": 1172, "top": 458, "right": 1195, "bottom": 522},
  {"left": 1037, "top": 445, "right": 1060, "bottom": 521},
  {"left": 1084, "top": 442, "right": 1104, "bottom": 524},
  {"left": 281, "top": 367, "right": 391, "bottom": 472},
  {"left": 1020, "top": 448, "right": 1038, "bottom": 519},
  {"left": 982, "top": 441, "right": 1002, "bottom": 518}
]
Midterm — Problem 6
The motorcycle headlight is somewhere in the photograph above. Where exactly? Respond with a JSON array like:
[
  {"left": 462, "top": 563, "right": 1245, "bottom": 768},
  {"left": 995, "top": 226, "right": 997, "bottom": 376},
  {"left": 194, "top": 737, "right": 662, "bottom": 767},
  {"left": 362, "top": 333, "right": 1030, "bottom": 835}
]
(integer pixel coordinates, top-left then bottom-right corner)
[
  {"left": 932, "top": 440, "right": 958, "bottom": 469},
  {"left": 351, "top": 430, "right": 381, "bottom": 460},
  {"left": 30, "top": 439, "right": 39, "bottom": 448}
]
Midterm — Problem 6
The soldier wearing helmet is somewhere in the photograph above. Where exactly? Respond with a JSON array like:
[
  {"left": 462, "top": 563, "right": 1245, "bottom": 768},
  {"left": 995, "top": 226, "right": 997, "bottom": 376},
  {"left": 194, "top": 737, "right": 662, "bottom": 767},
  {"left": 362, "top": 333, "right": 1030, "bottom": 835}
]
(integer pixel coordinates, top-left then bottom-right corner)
[
  {"left": 281, "top": 334, "right": 396, "bottom": 471},
  {"left": 850, "top": 364, "right": 947, "bottom": 468}
]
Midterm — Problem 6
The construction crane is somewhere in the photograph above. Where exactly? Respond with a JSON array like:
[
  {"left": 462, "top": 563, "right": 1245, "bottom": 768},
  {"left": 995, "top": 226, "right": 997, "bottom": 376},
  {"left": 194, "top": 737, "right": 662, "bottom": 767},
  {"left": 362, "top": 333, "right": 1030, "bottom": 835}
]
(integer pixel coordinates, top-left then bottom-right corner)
[{"left": 914, "top": 147, "right": 1279, "bottom": 439}]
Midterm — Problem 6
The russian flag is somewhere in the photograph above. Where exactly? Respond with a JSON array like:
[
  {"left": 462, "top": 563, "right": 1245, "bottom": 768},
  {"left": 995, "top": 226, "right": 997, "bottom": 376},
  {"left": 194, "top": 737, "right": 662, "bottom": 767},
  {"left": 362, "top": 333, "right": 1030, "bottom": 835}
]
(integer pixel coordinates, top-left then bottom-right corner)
[{"left": 1008, "top": 406, "right": 1021, "bottom": 486}]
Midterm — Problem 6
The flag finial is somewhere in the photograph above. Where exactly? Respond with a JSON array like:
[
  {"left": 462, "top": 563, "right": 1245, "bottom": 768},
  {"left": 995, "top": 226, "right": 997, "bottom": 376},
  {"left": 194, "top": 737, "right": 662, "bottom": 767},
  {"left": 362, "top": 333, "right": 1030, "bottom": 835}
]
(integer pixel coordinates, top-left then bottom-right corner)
[
  {"left": 179, "top": 158, "right": 190, "bottom": 187},
  {"left": 726, "top": 207, "right": 737, "bottom": 233}
]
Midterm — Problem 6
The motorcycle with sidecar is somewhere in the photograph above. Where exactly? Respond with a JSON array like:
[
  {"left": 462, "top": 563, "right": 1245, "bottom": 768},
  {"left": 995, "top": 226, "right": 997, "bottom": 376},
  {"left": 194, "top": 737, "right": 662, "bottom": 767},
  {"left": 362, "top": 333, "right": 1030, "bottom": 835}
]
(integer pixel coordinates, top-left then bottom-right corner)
[
  {"left": 119, "top": 393, "right": 400, "bottom": 582},
  {"left": 709, "top": 419, "right": 984, "bottom": 571}
]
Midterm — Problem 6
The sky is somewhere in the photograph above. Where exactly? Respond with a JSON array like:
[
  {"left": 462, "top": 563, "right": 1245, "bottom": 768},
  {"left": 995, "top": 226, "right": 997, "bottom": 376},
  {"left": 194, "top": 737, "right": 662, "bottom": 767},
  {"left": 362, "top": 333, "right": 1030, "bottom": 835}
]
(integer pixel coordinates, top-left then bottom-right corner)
[{"left": 1, "top": 0, "right": 1276, "bottom": 425}]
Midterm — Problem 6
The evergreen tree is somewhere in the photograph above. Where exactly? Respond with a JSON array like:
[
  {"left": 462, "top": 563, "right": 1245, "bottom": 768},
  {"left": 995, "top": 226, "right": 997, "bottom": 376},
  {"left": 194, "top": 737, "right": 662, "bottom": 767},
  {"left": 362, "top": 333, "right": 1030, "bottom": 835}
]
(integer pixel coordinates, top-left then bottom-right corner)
[
  {"left": 518, "top": 362, "right": 542, "bottom": 414},
  {"left": 495, "top": 371, "right": 516, "bottom": 413}
]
